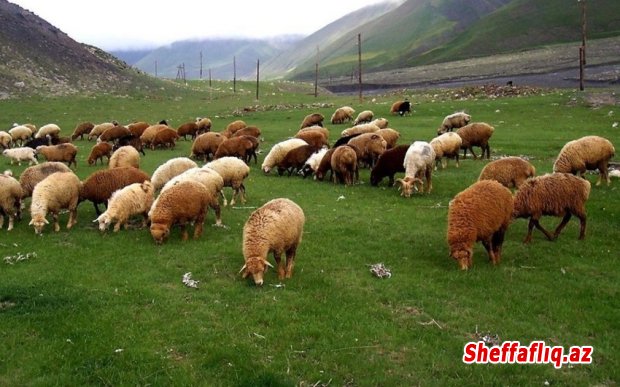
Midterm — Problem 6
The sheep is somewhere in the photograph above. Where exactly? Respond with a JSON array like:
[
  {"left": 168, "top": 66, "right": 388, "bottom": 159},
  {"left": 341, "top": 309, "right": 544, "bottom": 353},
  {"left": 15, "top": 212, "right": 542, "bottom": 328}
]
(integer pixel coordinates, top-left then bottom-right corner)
[
  {"left": 35, "top": 144, "right": 78, "bottom": 168},
  {"left": 353, "top": 110, "right": 374, "bottom": 125},
  {"left": 340, "top": 123, "right": 380, "bottom": 137},
  {"left": 149, "top": 180, "right": 213, "bottom": 244},
  {"left": 71, "top": 122, "right": 94, "bottom": 140},
  {"left": 9, "top": 125, "right": 34, "bottom": 146},
  {"left": 300, "top": 113, "right": 324, "bottom": 129},
  {"left": 314, "top": 147, "right": 337, "bottom": 181},
  {"left": 98, "top": 125, "right": 131, "bottom": 143},
  {"left": 295, "top": 128, "right": 329, "bottom": 150},
  {"left": 478, "top": 157, "right": 536, "bottom": 189},
  {"left": 430, "top": 132, "right": 463, "bottom": 169},
  {"left": 331, "top": 145, "right": 358, "bottom": 186},
  {"left": 276, "top": 145, "right": 318, "bottom": 176},
  {"left": 370, "top": 144, "right": 408, "bottom": 186},
  {"left": 151, "top": 157, "right": 198, "bottom": 191},
  {"left": 456, "top": 122, "right": 494, "bottom": 159},
  {"left": 0, "top": 131, "right": 12, "bottom": 149},
  {"left": 151, "top": 128, "right": 180, "bottom": 150},
  {"left": 109, "top": 145, "right": 140, "bottom": 169},
  {"left": 390, "top": 100, "right": 411, "bottom": 116},
  {"left": 330, "top": 106, "right": 355, "bottom": 124},
  {"left": 333, "top": 133, "right": 361, "bottom": 148},
  {"left": 447, "top": 180, "right": 514, "bottom": 270},
  {"left": 88, "top": 122, "right": 117, "bottom": 141},
  {"left": 51, "top": 136, "right": 72, "bottom": 145},
  {"left": 376, "top": 128, "right": 400, "bottom": 149},
  {"left": 94, "top": 181, "right": 154, "bottom": 232},
  {"left": 552, "top": 135, "right": 615, "bottom": 186},
  {"left": 24, "top": 136, "right": 51, "bottom": 149},
  {"left": 80, "top": 167, "right": 150, "bottom": 215},
  {"left": 513, "top": 173, "right": 591, "bottom": 243},
  {"left": 240, "top": 198, "right": 305, "bottom": 286},
  {"left": 298, "top": 147, "right": 329, "bottom": 178},
  {"left": 438, "top": 112, "right": 471, "bottom": 134},
  {"left": 395, "top": 141, "right": 436, "bottom": 197},
  {"left": 370, "top": 118, "right": 389, "bottom": 129},
  {"left": 87, "top": 142, "right": 113, "bottom": 166},
  {"left": 35, "top": 124, "right": 61, "bottom": 139},
  {"left": 222, "top": 120, "right": 247, "bottom": 138},
  {"left": 114, "top": 134, "right": 145, "bottom": 156},
  {"left": 347, "top": 132, "right": 387, "bottom": 168},
  {"left": 261, "top": 138, "right": 308, "bottom": 174},
  {"left": 127, "top": 121, "right": 150, "bottom": 137},
  {"left": 0, "top": 171, "right": 23, "bottom": 231},
  {"left": 190, "top": 132, "right": 226, "bottom": 162},
  {"left": 139, "top": 124, "right": 168, "bottom": 147},
  {"left": 195, "top": 117, "right": 212, "bottom": 134},
  {"left": 231, "top": 126, "right": 261, "bottom": 139},
  {"left": 19, "top": 162, "right": 72, "bottom": 198},
  {"left": 214, "top": 135, "right": 258, "bottom": 164},
  {"left": 29, "top": 171, "right": 81, "bottom": 234},
  {"left": 2, "top": 147, "right": 38, "bottom": 166},
  {"left": 298, "top": 125, "right": 329, "bottom": 140},
  {"left": 204, "top": 157, "right": 250, "bottom": 206},
  {"left": 177, "top": 122, "right": 199, "bottom": 141}
]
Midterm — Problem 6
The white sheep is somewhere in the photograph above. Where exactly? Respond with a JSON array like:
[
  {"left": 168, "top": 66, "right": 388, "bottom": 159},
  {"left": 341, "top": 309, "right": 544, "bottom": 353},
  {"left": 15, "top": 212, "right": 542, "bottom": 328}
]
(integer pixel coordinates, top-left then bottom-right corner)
[
  {"left": 0, "top": 170, "right": 23, "bottom": 231},
  {"left": 204, "top": 157, "right": 250, "bottom": 206},
  {"left": 109, "top": 145, "right": 141, "bottom": 169},
  {"left": 438, "top": 112, "right": 471, "bottom": 134},
  {"left": 552, "top": 135, "right": 615, "bottom": 186},
  {"left": 261, "top": 138, "right": 308, "bottom": 174},
  {"left": 396, "top": 141, "right": 436, "bottom": 197},
  {"left": 29, "top": 171, "right": 81, "bottom": 234},
  {"left": 2, "top": 147, "right": 38, "bottom": 166},
  {"left": 151, "top": 157, "right": 198, "bottom": 191},
  {"left": 430, "top": 132, "right": 463, "bottom": 169},
  {"left": 299, "top": 147, "right": 329, "bottom": 177},
  {"left": 35, "top": 124, "right": 61, "bottom": 139},
  {"left": 340, "top": 123, "right": 380, "bottom": 137},
  {"left": 94, "top": 181, "right": 154, "bottom": 232},
  {"left": 8, "top": 125, "right": 34, "bottom": 146},
  {"left": 353, "top": 110, "right": 374, "bottom": 125},
  {"left": 0, "top": 131, "right": 12, "bottom": 149}
]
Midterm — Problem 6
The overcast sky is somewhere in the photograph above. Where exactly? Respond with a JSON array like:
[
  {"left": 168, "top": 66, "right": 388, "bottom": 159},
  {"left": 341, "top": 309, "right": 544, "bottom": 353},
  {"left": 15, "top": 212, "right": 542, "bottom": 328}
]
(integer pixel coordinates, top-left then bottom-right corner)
[{"left": 10, "top": 0, "right": 397, "bottom": 51}]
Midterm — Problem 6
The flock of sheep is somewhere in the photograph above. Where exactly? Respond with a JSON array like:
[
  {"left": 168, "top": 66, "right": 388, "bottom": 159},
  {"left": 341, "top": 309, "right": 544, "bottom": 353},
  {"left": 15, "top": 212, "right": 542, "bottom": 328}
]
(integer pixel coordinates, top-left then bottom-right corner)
[{"left": 0, "top": 104, "right": 615, "bottom": 283}]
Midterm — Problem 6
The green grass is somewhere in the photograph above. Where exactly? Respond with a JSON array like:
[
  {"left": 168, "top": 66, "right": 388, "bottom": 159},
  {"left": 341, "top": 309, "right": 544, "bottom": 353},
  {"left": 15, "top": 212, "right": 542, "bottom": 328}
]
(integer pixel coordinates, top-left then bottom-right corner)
[{"left": 0, "top": 83, "right": 618, "bottom": 385}]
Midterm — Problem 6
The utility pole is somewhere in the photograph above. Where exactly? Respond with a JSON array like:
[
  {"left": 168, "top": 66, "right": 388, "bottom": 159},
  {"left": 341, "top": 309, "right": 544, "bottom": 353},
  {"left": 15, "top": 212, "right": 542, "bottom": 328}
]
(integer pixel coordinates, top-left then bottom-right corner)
[
  {"left": 579, "top": 0, "right": 587, "bottom": 91},
  {"left": 314, "top": 45, "right": 320, "bottom": 98},
  {"left": 357, "top": 33, "right": 363, "bottom": 103},
  {"left": 233, "top": 56, "right": 237, "bottom": 93},
  {"left": 200, "top": 51, "right": 203, "bottom": 80},
  {"left": 256, "top": 58, "right": 260, "bottom": 101}
]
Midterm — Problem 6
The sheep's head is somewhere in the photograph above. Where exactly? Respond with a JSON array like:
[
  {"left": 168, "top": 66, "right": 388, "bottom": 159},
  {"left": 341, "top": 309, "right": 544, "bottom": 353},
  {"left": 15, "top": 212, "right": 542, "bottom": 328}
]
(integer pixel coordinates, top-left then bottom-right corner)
[
  {"left": 29, "top": 215, "right": 49, "bottom": 235},
  {"left": 239, "top": 256, "right": 274, "bottom": 286},
  {"left": 94, "top": 213, "right": 111, "bottom": 232},
  {"left": 394, "top": 176, "right": 423, "bottom": 198},
  {"left": 150, "top": 223, "right": 170, "bottom": 244},
  {"left": 450, "top": 248, "right": 473, "bottom": 271}
]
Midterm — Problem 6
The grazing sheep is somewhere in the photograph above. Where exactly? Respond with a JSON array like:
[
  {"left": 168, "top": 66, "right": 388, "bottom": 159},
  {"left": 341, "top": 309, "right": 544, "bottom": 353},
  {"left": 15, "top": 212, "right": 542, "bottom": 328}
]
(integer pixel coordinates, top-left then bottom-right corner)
[
  {"left": 139, "top": 124, "right": 168, "bottom": 148},
  {"left": 333, "top": 133, "right": 361, "bottom": 148},
  {"left": 36, "top": 144, "right": 78, "bottom": 168},
  {"left": 353, "top": 110, "right": 374, "bottom": 125},
  {"left": 261, "top": 138, "right": 308, "bottom": 174},
  {"left": 190, "top": 132, "right": 226, "bottom": 162},
  {"left": 151, "top": 128, "right": 180, "bottom": 150},
  {"left": 330, "top": 106, "right": 355, "bottom": 124},
  {"left": 390, "top": 100, "right": 411, "bottom": 116},
  {"left": 447, "top": 180, "right": 514, "bottom": 270},
  {"left": 177, "top": 122, "right": 199, "bottom": 141},
  {"left": 51, "top": 136, "right": 72, "bottom": 145},
  {"left": 300, "top": 113, "right": 324, "bottom": 129},
  {"left": 0, "top": 131, "right": 12, "bottom": 149},
  {"left": 35, "top": 124, "right": 61, "bottom": 139},
  {"left": 456, "top": 122, "right": 494, "bottom": 159},
  {"left": 196, "top": 117, "right": 212, "bottom": 134},
  {"left": 80, "top": 167, "right": 150, "bottom": 215},
  {"left": 214, "top": 136, "right": 258, "bottom": 164},
  {"left": 370, "top": 118, "right": 389, "bottom": 129},
  {"left": 71, "top": 122, "right": 95, "bottom": 141},
  {"left": 376, "top": 128, "right": 400, "bottom": 149},
  {"left": 2, "top": 147, "right": 38, "bottom": 166},
  {"left": 370, "top": 144, "right": 408, "bottom": 186},
  {"left": 513, "top": 173, "right": 591, "bottom": 243},
  {"left": 204, "top": 157, "right": 250, "bottom": 206},
  {"left": 151, "top": 157, "right": 198, "bottom": 191},
  {"left": 231, "top": 126, "right": 261, "bottom": 139},
  {"left": 240, "top": 198, "right": 305, "bottom": 286},
  {"left": 295, "top": 128, "right": 329, "bottom": 150},
  {"left": 95, "top": 181, "right": 154, "bottom": 232},
  {"left": 127, "top": 121, "right": 150, "bottom": 137},
  {"left": 109, "top": 145, "right": 140, "bottom": 169},
  {"left": 149, "top": 180, "right": 213, "bottom": 244},
  {"left": 29, "top": 171, "right": 81, "bottom": 234},
  {"left": 19, "top": 162, "right": 72, "bottom": 198},
  {"left": 478, "top": 157, "right": 536, "bottom": 189},
  {"left": 430, "top": 132, "right": 463, "bottom": 169},
  {"left": 222, "top": 120, "right": 247, "bottom": 138},
  {"left": 8, "top": 125, "right": 34, "bottom": 146},
  {"left": 276, "top": 145, "right": 318, "bottom": 176},
  {"left": 114, "top": 134, "right": 145, "bottom": 156},
  {"left": 298, "top": 125, "right": 329, "bottom": 141},
  {"left": 24, "top": 136, "right": 51, "bottom": 149},
  {"left": 438, "top": 112, "right": 471, "bottom": 134},
  {"left": 87, "top": 142, "right": 113, "bottom": 166},
  {"left": 298, "top": 147, "right": 329, "bottom": 178},
  {"left": 314, "top": 147, "right": 337, "bottom": 181},
  {"left": 88, "top": 122, "right": 117, "bottom": 141},
  {"left": 552, "top": 135, "right": 615, "bottom": 186},
  {"left": 340, "top": 123, "right": 380, "bottom": 138},
  {"left": 0, "top": 171, "right": 23, "bottom": 231},
  {"left": 347, "top": 132, "right": 387, "bottom": 168},
  {"left": 331, "top": 145, "right": 358, "bottom": 186},
  {"left": 396, "top": 141, "right": 436, "bottom": 197},
  {"left": 98, "top": 125, "right": 131, "bottom": 143}
]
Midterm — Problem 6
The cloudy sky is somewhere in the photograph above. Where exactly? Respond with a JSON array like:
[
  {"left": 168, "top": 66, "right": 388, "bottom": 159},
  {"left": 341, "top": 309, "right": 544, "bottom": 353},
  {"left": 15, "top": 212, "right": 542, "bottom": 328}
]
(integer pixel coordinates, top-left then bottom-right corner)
[{"left": 10, "top": 0, "right": 397, "bottom": 51}]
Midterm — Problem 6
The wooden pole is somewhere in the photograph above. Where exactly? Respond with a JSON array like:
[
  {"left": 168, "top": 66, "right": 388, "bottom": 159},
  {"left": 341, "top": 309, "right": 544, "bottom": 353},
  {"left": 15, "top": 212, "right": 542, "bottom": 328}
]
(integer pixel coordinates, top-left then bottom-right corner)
[
  {"left": 200, "top": 51, "right": 203, "bottom": 80},
  {"left": 358, "top": 33, "right": 362, "bottom": 103},
  {"left": 209, "top": 69, "right": 212, "bottom": 87},
  {"left": 314, "top": 45, "right": 319, "bottom": 98},
  {"left": 579, "top": 0, "right": 587, "bottom": 91},
  {"left": 256, "top": 58, "right": 260, "bottom": 101},
  {"left": 233, "top": 56, "right": 236, "bottom": 93}
]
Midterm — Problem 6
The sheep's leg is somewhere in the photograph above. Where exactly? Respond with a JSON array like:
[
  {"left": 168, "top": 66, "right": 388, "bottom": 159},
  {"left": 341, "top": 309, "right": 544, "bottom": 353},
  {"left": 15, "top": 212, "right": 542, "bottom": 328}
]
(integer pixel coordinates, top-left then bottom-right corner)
[
  {"left": 113, "top": 222, "right": 122, "bottom": 232},
  {"left": 552, "top": 213, "right": 572, "bottom": 240},
  {"left": 220, "top": 191, "right": 228, "bottom": 207},
  {"left": 273, "top": 252, "right": 285, "bottom": 279},
  {"left": 67, "top": 208, "right": 77, "bottom": 229},
  {"left": 52, "top": 212, "right": 60, "bottom": 232},
  {"left": 211, "top": 201, "right": 222, "bottom": 226},
  {"left": 491, "top": 228, "right": 507, "bottom": 264},
  {"left": 455, "top": 153, "right": 460, "bottom": 168},
  {"left": 469, "top": 147, "right": 478, "bottom": 160},
  {"left": 285, "top": 247, "right": 297, "bottom": 278},
  {"left": 0, "top": 214, "right": 4, "bottom": 229},
  {"left": 598, "top": 161, "right": 610, "bottom": 186},
  {"left": 482, "top": 239, "right": 496, "bottom": 264},
  {"left": 576, "top": 211, "right": 587, "bottom": 240},
  {"left": 425, "top": 167, "right": 433, "bottom": 193},
  {"left": 93, "top": 202, "right": 102, "bottom": 216},
  {"left": 141, "top": 212, "right": 149, "bottom": 228},
  {"left": 530, "top": 218, "right": 554, "bottom": 241},
  {"left": 193, "top": 219, "right": 204, "bottom": 239},
  {"left": 180, "top": 224, "right": 189, "bottom": 241}
]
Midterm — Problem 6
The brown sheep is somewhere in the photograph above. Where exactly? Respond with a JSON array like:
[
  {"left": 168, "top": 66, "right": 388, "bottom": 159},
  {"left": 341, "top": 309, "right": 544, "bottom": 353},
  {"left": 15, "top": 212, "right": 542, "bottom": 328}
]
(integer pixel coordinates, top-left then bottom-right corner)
[
  {"left": 196, "top": 117, "right": 212, "bottom": 134},
  {"left": 114, "top": 134, "right": 145, "bottom": 156},
  {"left": 300, "top": 113, "right": 324, "bottom": 129},
  {"left": 513, "top": 173, "right": 591, "bottom": 243},
  {"left": 222, "top": 120, "right": 247, "bottom": 138},
  {"left": 347, "top": 132, "right": 387, "bottom": 168},
  {"left": 87, "top": 142, "right": 113, "bottom": 166},
  {"left": 0, "top": 171, "right": 23, "bottom": 230},
  {"left": 214, "top": 135, "right": 258, "bottom": 164},
  {"left": 314, "top": 147, "right": 337, "bottom": 181},
  {"left": 88, "top": 122, "right": 117, "bottom": 141},
  {"left": 19, "top": 162, "right": 72, "bottom": 198},
  {"left": 109, "top": 145, "right": 140, "bottom": 169},
  {"left": 295, "top": 128, "right": 329, "bottom": 150},
  {"left": 456, "top": 122, "right": 494, "bottom": 159},
  {"left": 331, "top": 145, "right": 358, "bottom": 186},
  {"left": 447, "top": 180, "right": 514, "bottom": 270},
  {"left": 80, "top": 167, "right": 150, "bottom": 215},
  {"left": 71, "top": 122, "right": 94, "bottom": 141},
  {"left": 553, "top": 135, "right": 615, "bottom": 186},
  {"left": 231, "top": 126, "right": 261, "bottom": 139},
  {"left": 376, "top": 128, "right": 400, "bottom": 149},
  {"left": 98, "top": 126, "right": 131, "bottom": 143},
  {"left": 177, "top": 122, "right": 199, "bottom": 141},
  {"left": 370, "top": 144, "right": 408, "bottom": 186},
  {"left": 140, "top": 124, "right": 168, "bottom": 148},
  {"left": 36, "top": 144, "right": 78, "bottom": 168},
  {"left": 151, "top": 128, "right": 180, "bottom": 150},
  {"left": 478, "top": 157, "right": 536, "bottom": 189},
  {"left": 330, "top": 106, "right": 355, "bottom": 125},
  {"left": 390, "top": 100, "right": 411, "bottom": 116},
  {"left": 191, "top": 132, "right": 226, "bottom": 162},
  {"left": 276, "top": 144, "right": 318, "bottom": 176},
  {"left": 127, "top": 121, "right": 150, "bottom": 137}
]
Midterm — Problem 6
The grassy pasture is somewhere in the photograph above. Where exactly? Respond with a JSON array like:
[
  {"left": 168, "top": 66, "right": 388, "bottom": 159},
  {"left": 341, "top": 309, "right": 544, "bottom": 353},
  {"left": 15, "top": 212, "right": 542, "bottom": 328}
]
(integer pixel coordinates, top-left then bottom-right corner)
[{"left": 0, "top": 81, "right": 618, "bottom": 386}]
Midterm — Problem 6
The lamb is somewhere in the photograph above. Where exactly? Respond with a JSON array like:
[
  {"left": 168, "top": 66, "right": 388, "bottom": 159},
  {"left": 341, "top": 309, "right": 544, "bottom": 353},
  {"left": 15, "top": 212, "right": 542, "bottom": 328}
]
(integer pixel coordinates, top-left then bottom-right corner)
[
  {"left": 300, "top": 113, "right": 324, "bottom": 129},
  {"left": 222, "top": 120, "right": 247, "bottom": 138},
  {"left": 149, "top": 180, "right": 213, "bottom": 244},
  {"left": 151, "top": 157, "right": 198, "bottom": 191},
  {"left": 214, "top": 135, "right": 258, "bottom": 164},
  {"left": 204, "top": 157, "right": 250, "bottom": 206},
  {"left": 438, "top": 112, "right": 471, "bottom": 134},
  {"left": 36, "top": 144, "right": 78, "bottom": 168},
  {"left": 390, "top": 100, "right": 411, "bottom": 116},
  {"left": 447, "top": 180, "right": 514, "bottom": 270},
  {"left": 353, "top": 110, "right": 374, "bottom": 125},
  {"left": 80, "top": 167, "right": 150, "bottom": 215},
  {"left": 340, "top": 123, "right": 380, "bottom": 137},
  {"left": 395, "top": 141, "right": 436, "bottom": 197},
  {"left": 295, "top": 128, "right": 329, "bottom": 150},
  {"left": 190, "top": 132, "right": 226, "bottom": 162},
  {"left": 276, "top": 144, "right": 319, "bottom": 176},
  {"left": 87, "top": 142, "right": 113, "bottom": 166},
  {"left": 430, "top": 132, "right": 463, "bottom": 169},
  {"left": 478, "top": 157, "right": 536, "bottom": 189},
  {"left": 35, "top": 124, "right": 61, "bottom": 139},
  {"left": 8, "top": 125, "right": 34, "bottom": 146},
  {"left": 195, "top": 117, "right": 212, "bottom": 134},
  {"left": 0, "top": 131, "right": 12, "bottom": 149},
  {"left": 127, "top": 121, "right": 150, "bottom": 137},
  {"left": 456, "top": 122, "right": 494, "bottom": 159},
  {"left": 261, "top": 138, "right": 308, "bottom": 174},
  {"left": 240, "top": 198, "right": 305, "bottom": 286},
  {"left": 109, "top": 145, "right": 140, "bottom": 169},
  {"left": 0, "top": 171, "right": 23, "bottom": 231},
  {"left": 88, "top": 122, "right": 117, "bottom": 141},
  {"left": 370, "top": 144, "right": 408, "bottom": 186},
  {"left": 552, "top": 135, "right": 615, "bottom": 186},
  {"left": 29, "top": 171, "right": 81, "bottom": 234},
  {"left": 98, "top": 125, "right": 131, "bottom": 143},
  {"left": 2, "top": 147, "right": 38, "bottom": 166},
  {"left": 331, "top": 145, "right": 358, "bottom": 186},
  {"left": 376, "top": 128, "right": 400, "bottom": 149},
  {"left": 298, "top": 147, "right": 329, "bottom": 178},
  {"left": 139, "top": 124, "right": 168, "bottom": 147},
  {"left": 330, "top": 106, "right": 355, "bottom": 124},
  {"left": 19, "top": 162, "right": 72, "bottom": 198},
  {"left": 347, "top": 132, "right": 387, "bottom": 168},
  {"left": 513, "top": 173, "right": 591, "bottom": 243},
  {"left": 94, "top": 181, "right": 154, "bottom": 232},
  {"left": 151, "top": 128, "right": 180, "bottom": 150},
  {"left": 71, "top": 122, "right": 94, "bottom": 140},
  {"left": 177, "top": 122, "right": 199, "bottom": 141}
]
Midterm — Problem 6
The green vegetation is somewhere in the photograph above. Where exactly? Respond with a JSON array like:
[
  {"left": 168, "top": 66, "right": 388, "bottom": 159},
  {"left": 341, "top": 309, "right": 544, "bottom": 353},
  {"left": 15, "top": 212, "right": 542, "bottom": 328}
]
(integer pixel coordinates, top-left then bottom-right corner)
[{"left": 0, "top": 81, "right": 618, "bottom": 385}]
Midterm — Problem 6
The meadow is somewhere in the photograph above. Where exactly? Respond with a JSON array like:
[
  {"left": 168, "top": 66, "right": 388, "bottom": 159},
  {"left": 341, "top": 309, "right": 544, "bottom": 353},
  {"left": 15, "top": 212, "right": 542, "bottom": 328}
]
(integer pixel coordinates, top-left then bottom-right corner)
[{"left": 0, "top": 81, "right": 618, "bottom": 386}]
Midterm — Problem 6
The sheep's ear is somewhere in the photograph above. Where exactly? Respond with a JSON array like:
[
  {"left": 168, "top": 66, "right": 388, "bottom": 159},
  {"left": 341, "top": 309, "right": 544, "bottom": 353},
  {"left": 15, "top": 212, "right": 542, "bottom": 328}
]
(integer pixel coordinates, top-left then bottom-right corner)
[
  {"left": 28, "top": 219, "right": 34, "bottom": 225},
  {"left": 44, "top": 218, "right": 49, "bottom": 224},
  {"left": 264, "top": 260, "right": 274, "bottom": 269},
  {"left": 238, "top": 264, "right": 247, "bottom": 275}
]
